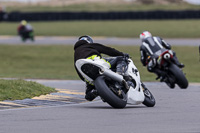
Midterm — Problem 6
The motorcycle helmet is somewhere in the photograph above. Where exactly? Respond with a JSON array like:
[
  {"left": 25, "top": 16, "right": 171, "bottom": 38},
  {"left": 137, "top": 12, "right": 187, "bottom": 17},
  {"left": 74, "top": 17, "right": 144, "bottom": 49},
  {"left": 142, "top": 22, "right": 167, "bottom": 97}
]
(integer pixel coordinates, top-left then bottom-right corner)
[
  {"left": 21, "top": 20, "right": 27, "bottom": 26},
  {"left": 79, "top": 35, "right": 93, "bottom": 43},
  {"left": 140, "top": 31, "right": 152, "bottom": 40}
]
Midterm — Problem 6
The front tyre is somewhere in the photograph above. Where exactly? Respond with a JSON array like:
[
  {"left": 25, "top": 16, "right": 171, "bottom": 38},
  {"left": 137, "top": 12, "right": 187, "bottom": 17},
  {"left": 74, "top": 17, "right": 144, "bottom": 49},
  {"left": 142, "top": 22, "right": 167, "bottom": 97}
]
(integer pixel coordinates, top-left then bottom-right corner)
[
  {"left": 95, "top": 76, "right": 127, "bottom": 108},
  {"left": 142, "top": 88, "right": 156, "bottom": 107}
]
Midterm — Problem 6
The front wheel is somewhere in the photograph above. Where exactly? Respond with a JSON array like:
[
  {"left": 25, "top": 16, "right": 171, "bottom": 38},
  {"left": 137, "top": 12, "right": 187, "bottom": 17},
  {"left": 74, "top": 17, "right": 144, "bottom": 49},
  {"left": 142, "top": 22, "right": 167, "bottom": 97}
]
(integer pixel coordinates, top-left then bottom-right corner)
[
  {"left": 95, "top": 76, "right": 127, "bottom": 108},
  {"left": 142, "top": 88, "right": 156, "bottom": 107}
]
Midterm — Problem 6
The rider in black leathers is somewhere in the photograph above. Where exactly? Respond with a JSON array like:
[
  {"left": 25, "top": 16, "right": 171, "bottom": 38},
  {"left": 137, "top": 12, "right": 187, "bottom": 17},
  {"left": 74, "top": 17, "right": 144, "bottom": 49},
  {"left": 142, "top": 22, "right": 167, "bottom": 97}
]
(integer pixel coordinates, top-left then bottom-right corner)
[
  {"left": 74, "top": 35, "right": 129, "bottom": 101},
  {"left": 139, "top": 31, "right": 184, "bottom": 81}
]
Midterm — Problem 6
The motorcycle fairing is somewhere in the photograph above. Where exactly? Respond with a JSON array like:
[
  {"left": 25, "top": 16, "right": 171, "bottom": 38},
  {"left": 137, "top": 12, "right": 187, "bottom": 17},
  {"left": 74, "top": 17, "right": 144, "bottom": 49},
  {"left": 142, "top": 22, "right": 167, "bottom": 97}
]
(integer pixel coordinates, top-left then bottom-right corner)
[{"left": 125, "top": 59, "right": 145, "bottom": 104}]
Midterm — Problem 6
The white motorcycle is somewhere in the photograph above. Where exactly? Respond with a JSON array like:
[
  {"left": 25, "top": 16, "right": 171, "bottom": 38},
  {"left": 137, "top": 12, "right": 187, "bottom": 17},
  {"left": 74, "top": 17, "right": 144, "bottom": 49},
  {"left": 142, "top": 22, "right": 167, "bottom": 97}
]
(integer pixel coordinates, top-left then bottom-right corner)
[{"left": 76, "top": 56, "right": 155, "bottom": 108}]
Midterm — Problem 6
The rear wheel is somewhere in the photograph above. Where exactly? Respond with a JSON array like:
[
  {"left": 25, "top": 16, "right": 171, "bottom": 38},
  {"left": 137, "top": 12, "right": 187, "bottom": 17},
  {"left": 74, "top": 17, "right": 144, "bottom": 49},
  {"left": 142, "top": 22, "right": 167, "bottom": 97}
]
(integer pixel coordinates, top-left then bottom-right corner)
[
  {"left": 95, "top": 76, "right": 127, "bottom": 108},
  {"left": 169, "top": 64, "right": 188, "bottom": 89}
]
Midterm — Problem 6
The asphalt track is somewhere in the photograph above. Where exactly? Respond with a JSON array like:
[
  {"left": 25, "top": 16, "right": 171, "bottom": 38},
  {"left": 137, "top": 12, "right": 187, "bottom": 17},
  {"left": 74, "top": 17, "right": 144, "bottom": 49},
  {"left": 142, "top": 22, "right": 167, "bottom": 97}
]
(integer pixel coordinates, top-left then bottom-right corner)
[
  {"left": 0, "top": 80, "right": 200, "bottom": 133},
  {"left": 0, "top": 36, "right": 200, "bottom": 46}
]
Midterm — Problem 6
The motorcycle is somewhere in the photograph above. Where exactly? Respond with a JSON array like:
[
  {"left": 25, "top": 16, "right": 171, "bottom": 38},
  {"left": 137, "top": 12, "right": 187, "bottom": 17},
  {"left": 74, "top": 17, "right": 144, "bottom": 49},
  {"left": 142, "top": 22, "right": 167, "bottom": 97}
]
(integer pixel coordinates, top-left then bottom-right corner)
[
  {"left": 76, "top": 56, "right": 155, "bottom": 108},
  {"left": 152, "top": 49, "right": 188, "bottom": 89},
  {"left": 19, "top": 30, "right": 34, "bottom": 42}
]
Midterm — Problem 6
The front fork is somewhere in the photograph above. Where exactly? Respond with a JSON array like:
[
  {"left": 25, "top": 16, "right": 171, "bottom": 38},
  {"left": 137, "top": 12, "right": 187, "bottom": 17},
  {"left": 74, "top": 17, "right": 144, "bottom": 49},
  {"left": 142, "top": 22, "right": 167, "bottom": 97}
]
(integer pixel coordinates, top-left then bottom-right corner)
[{"left": 141, "top": 82, "right": 147, "bottom": 91}]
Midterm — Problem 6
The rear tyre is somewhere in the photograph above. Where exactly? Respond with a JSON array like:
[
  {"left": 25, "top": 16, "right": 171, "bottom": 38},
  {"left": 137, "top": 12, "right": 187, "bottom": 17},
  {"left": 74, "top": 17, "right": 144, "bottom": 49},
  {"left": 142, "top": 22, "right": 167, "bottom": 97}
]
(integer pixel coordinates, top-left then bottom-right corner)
[
  {"left": 169, "top": 64, "right": 188, "bottom": 89},
  {"left": 95, "top": 76, "right": 127, "bottom": 108}
]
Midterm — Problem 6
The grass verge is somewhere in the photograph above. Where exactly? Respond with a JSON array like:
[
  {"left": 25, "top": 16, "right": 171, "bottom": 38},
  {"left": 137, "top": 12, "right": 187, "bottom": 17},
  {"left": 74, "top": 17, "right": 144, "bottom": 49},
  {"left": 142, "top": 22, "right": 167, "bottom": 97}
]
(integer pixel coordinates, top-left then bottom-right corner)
[
  {"left": 0, "top": 79, "right": 56, "bottom": 101},
  {"left": 0, "top": 44, "right": 199, "bottom": 82},
  {"left": 1, "top": 20, "right": 200, "bottom": 38}
]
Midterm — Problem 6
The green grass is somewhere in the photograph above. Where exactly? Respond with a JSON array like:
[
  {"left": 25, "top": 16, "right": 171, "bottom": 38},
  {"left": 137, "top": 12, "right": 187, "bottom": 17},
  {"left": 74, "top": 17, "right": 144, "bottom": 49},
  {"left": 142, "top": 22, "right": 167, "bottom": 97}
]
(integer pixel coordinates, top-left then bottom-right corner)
[
  {"left": 6, "top": 3, "right": 200, "bottom": 12},
  {"left": 0, "top": 44, "right": 199, "bottom": 82},
  {"left": 0, "top": 79, "right": 55, "bottom": 101},
  {"left": 0, "top": 45, "right": 76, "bottom": 79},
  {"left": 1, "top": 20, "right": 200, "bottom": 38}
]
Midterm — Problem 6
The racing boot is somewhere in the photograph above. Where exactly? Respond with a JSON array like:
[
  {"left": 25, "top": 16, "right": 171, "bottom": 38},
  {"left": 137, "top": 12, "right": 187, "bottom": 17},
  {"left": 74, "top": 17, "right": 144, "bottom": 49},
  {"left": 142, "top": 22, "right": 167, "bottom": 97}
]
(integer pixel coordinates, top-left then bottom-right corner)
[
  {"left": 85, "top": 83, "right": 98, "bottom": 101},
  {"left": 172, "top": 53, "right": 185, "bottom": 68},
  {"left": 177, "top": 63, "right": 185, "bottom": 68},
  {"left": 173, "top": 58, "right": 184, "bottom": 68},
  {"left": 85, "top": 90, "right": 98, "bottom": 101},
  {"left": 153, "top": 68, "right": 167, "bottom": 82}
]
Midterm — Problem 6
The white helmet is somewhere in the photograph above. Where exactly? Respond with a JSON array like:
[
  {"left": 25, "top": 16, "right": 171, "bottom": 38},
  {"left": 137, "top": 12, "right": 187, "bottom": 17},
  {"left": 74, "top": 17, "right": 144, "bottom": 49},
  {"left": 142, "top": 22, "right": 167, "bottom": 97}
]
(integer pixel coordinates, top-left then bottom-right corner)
[{"left": 140, "top": 31, "right": 152, "bottom": 40}]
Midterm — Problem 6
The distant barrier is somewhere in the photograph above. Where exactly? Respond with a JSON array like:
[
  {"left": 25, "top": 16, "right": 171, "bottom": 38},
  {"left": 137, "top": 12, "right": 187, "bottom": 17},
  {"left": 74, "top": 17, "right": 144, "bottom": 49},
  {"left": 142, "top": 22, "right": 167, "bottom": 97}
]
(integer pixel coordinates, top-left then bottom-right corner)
[
  {"left": 2, "top": 10, "right": 200, "bottom": 21},
  {"left": 0, "top": 12, "right": 6, "bottom": 21}
]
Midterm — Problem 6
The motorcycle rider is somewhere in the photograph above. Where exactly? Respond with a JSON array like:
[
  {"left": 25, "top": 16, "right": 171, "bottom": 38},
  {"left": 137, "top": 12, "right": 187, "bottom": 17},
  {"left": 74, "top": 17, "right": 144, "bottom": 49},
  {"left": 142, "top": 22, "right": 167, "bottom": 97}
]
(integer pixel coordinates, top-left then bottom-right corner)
[
  {"left": 74, "top": 35, "right": 129, "bottom": 101},
  {"left": 17, "top": 20, "right": 34, "bottom": 42},
  {"left": 139, "top": 31, "right": 184, "bottom": 81}
]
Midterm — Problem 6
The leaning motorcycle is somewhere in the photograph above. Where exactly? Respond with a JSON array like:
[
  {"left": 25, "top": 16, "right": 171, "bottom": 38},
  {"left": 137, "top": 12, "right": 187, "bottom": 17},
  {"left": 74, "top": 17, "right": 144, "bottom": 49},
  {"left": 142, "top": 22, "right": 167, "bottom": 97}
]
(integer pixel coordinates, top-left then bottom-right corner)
[
  {"left": 76, "top": 56, "right": 155, "bottom": 108},
  {"left": 150, "top": 49, "right": 188, "bottom": 89},
  {"left": 20, "top": 30, "right": 34, "bottom": 42}
]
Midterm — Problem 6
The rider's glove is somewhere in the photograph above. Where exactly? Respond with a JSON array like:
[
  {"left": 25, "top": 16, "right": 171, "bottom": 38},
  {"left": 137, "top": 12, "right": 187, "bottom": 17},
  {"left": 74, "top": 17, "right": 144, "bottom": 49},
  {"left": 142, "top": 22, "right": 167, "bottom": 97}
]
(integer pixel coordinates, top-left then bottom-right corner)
[{"left": 123, "top": 53, "right": 130, "bottom": 63}]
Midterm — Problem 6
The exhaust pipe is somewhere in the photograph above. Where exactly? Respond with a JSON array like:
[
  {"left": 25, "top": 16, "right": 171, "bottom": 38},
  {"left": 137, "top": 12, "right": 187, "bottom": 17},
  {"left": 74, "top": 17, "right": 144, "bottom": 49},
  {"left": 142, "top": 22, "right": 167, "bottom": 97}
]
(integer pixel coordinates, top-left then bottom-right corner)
[
  {"left": 99, "top": 68, "right": 124, "bottom": 83},
  {"left": 99, "top": 68, "right": 130, "bottom": 90}
]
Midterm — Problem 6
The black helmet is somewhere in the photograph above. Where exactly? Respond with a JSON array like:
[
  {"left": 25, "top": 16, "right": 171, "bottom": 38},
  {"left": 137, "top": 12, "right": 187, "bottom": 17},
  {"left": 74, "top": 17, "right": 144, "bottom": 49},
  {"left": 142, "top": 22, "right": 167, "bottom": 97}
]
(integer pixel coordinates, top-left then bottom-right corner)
[{"left": 78, "top": 35, "right": 93, "bottom": 43}]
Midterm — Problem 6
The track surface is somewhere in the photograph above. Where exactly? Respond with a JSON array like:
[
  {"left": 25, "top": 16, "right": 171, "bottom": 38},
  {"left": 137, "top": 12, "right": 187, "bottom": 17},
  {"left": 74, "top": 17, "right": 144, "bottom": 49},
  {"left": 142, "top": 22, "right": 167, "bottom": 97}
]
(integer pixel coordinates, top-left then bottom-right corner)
[
  {"left": 0, "top": 36, "right": 200, "bottom": 46},
  {"left": 0, "top": 80, "right": 200, "bottom": 133}
]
